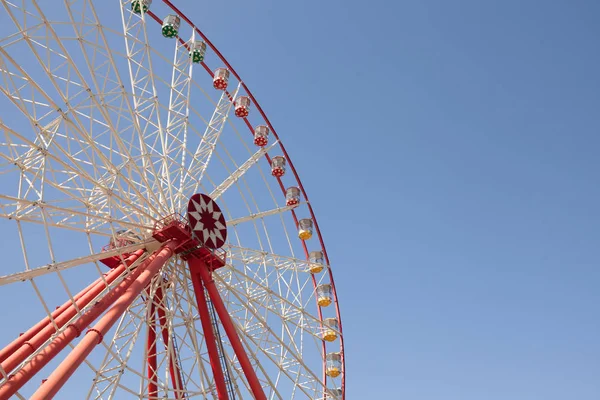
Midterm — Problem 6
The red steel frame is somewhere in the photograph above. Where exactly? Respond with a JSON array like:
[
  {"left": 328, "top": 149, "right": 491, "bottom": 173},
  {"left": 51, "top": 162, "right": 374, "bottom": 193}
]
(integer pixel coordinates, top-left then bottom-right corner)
[
  {"left": 0, "top": 249, "right": 145, "bottom": 389},
  {"left": 189, "top": 258, "right": 268, "bottom": 400},
  {"left": 189, "top": 262, "right": 230, "bottom": 400},
  {"left": 149, "top": 3, "right": 346, "bottom": 397},
  {"left": 0, "top": 247, "right": 157, "bottom": 399},
  {"left": 154, "top": 285, "right": 185, "bottom": 399},
  {"left": 29, "top": 242, "right": 178, "bottom": 399},
  {"left": 147, "top": 296, "right": 159, "bottom": 399},
  {"left": 0, "top": 224, "right": 268, "bottom": 398},
  {"left": 145, "top": 283, "right": 186, "bottom": 400},
  {"left": 0, "top": 274, "right": 104, "bottom": 367}
]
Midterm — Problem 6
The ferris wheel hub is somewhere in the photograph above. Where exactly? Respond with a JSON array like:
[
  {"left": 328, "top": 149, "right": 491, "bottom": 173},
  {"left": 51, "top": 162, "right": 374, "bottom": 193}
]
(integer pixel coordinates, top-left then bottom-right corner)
[{"left": 187, "top": 193, "right": 227, "bottom": 250}]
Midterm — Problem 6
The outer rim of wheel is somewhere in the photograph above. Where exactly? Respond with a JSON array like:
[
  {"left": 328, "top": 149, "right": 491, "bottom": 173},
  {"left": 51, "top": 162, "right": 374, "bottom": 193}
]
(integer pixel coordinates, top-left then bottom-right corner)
[{"left": 146, "top": 1, "right": 346, "bottom": 396}]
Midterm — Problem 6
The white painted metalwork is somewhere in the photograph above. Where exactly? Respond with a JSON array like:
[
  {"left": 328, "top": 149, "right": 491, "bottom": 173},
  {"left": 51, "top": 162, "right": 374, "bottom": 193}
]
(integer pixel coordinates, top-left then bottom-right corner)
[
  {"left": 0, "top": 0, "right": 341, "bottom": 398},
  {"left": 227, "top": 204, "right": 301, "bottom": 226},
  {"left": 0, "top": 239, "right": 157, "bottom": 286},
  {"left": 210, "top": 140, "right": 279, "bottom": 201},
  {"left": 183, "top": 84, "right": 239, "bottom": 196}
]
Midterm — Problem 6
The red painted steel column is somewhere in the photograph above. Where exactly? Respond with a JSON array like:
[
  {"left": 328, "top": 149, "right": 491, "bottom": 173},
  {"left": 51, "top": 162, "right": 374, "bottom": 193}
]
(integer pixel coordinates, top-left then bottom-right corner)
[
  {"left": 0, "top": 274, "right": 103, "bottom": 365},
  {"left": 0, "top": 249, "right": 152, "bottom": 400},
  {"left": 155, "top": 286, "right": 185, "bottom": 399},
  {"left": 29, "top": 242, "right": 177, "bottom": 400},
  {"left": 190, "top": 258, "right": 267, "bottom": 400},
  {"left": 147, "top": 298, "right": 158, "bottom": 399},
  {"left": 189, "top": 262, "right": 229, "bottom": 400},
  {"left": 0, "top": 249, "right": 145, "bottom": 380}
]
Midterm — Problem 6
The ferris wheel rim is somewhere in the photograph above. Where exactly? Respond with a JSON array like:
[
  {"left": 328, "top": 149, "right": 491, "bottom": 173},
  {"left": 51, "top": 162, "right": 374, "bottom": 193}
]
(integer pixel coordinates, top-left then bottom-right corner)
[
  {"left": 154, "top": 0, "right": 346, "bottom": 383},
  {"left": 148, "top": 0, "right": 347, "bottom": 393}
]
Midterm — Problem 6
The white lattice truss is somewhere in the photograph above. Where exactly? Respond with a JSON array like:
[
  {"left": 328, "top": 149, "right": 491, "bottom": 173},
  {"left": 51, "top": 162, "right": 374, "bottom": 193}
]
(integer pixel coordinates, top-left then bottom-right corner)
[{"left": 0, "top": 0, "right": 342, "bottom": 399}]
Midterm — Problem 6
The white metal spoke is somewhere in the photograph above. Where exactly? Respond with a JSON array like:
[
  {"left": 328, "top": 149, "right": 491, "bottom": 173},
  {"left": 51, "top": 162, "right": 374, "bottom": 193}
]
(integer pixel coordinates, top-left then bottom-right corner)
[
  {"left": 0, "top": 49, "right": 156, "bottom": 227},
  {"left": 63, "top": 0, "right": 168, "bottom": 215},
  {"left": 0, "top": 193, "right": 149, "bottom": 233},
  {"left": 3, "top": 0, "right": 163, "bottom": 220},
  {"left": 0, "top": 239, "right": 156, "bottom": 286},
  {"left": 213, "top": 271, "right": 322, "bottom": 397},
  {"left": 209, "top": 140, "right": 279, "bottom": 200},
  {"left": 183, "top": 84, "right": 239, "bottom": 195},
  {"left": 228, "top": 204, "right": 300, "bottom": 227},
  {"left": 164, "top": 33, "right": 194, "bottom": 211},
  {"left": 220, "top": 262, "right": 326, "bottom": 341},
  {"left": 119, "top": 0, "right": 170, "bottom": 209},
  {"left": 225, "top": 245, "right": 325, "bottom": 274}
]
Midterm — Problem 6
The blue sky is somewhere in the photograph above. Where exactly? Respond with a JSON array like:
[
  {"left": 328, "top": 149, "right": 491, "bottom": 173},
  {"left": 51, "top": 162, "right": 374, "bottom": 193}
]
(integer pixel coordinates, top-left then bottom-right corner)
[
  {"left": 0, "top": 0, "right": 597, "bottom": 398},
  {"left": 183, "top": 0, "right": 600, "bottom": 398}
]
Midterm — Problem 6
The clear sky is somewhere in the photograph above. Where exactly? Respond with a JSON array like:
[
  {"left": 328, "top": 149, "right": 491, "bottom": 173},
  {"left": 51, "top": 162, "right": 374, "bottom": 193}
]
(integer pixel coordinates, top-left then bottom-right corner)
[
  {"left": 182, "top": 0, "right": 600, "bottom": 399},
  {"left": 0, "top": 0, "right": 598, "bottom": 399}
]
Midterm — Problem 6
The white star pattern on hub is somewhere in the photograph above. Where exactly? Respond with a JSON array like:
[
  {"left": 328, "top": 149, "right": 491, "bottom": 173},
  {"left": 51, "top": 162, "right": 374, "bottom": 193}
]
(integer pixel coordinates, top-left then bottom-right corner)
[{"left": 187, "top": 193, "right": 228, "bottom": 249}]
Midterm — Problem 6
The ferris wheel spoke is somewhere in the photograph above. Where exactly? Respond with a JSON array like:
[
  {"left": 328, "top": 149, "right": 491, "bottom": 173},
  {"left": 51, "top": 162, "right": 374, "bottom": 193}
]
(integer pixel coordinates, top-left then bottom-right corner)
[
  {"left": 209, "top": 139, "right": 279, "bottom": 201},
  {"left": 13, "top": 0, "right": 166, "bottom": 218},
  {"left": 62, "top": 0, "right": 169, "bottom": 214},
  {"left": 213, "top": 272, "right": 323, "bottom": 396},
  {"left": 164, "top": 33, "right": 195, "bottom": 212},
  {"left": 228, "top": 204, "right": 301, "bottom": 227},
  {"left": 0, "top": 239, "right": 155, "bottom": 287},
  {"left": 225, "top": 245, "right": 324, "bottom": 274},
  {"left": 225, "top": 326, "right": 304, "bottom": 399},
  {"left": 0, "top": 52, "right": 157, "bottom": 226},
  {"left": 218, "top": 265, "right": 320, "bottom": 341},
  {"left": 0, "top": 6, "right": 135, "bottom": 197},
  {"left": 182, "top": 85, "right": 239, "bottom": 196},
  {"left": 221, "top": 264, "right": 325, "bottom": 343},
  {"left": 221, "top": 328, "right": 284, "bottom": 400},
  {"left": 119, "top": 2, "right": 172, "bottom": 209},
  {"left": 0, "top": 193, "right": 149, "bottom": 234}
]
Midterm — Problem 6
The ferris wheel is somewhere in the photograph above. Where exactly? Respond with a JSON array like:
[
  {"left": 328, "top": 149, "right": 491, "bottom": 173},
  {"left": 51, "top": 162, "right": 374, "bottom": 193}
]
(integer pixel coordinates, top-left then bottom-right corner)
[{"left": 0, "top": 0, "right": 344, "bottom": 399}]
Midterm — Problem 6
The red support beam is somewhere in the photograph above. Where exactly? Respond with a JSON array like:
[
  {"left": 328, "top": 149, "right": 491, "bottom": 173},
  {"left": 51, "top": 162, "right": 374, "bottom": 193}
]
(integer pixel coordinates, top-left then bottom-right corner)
[
  {"left": 189, "top": 263, "right": 229, "bottom": 400},
  {"left": 0, "top": 249, "right": 153, "bottom": 399},
  {"left": 155, "top": 286, "right": 185, "bottom": 399},
  {"left": 147, "top": 297, "right": 158, "bottom": 399},
  {"left": 29, "top": 242, "right": 177, "bottom": 400},
  {"left": 0, "top": 249, "right": 145, "bottom": 380},
  {"left": 0, "top": 274, "right": 102, "bottom": 365},
  {"left": 189, "top": 258, "right": 266, "bottom": 400}
]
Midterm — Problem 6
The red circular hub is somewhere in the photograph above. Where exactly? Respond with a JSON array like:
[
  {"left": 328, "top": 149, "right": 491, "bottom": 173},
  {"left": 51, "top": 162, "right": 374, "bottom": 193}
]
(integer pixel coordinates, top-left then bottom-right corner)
[
  {"left": 286, "top": 199, "right": 299, "bottom": 206},
  {"left": 187, "top": 193, "right": 227, "bottom": 249}
]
